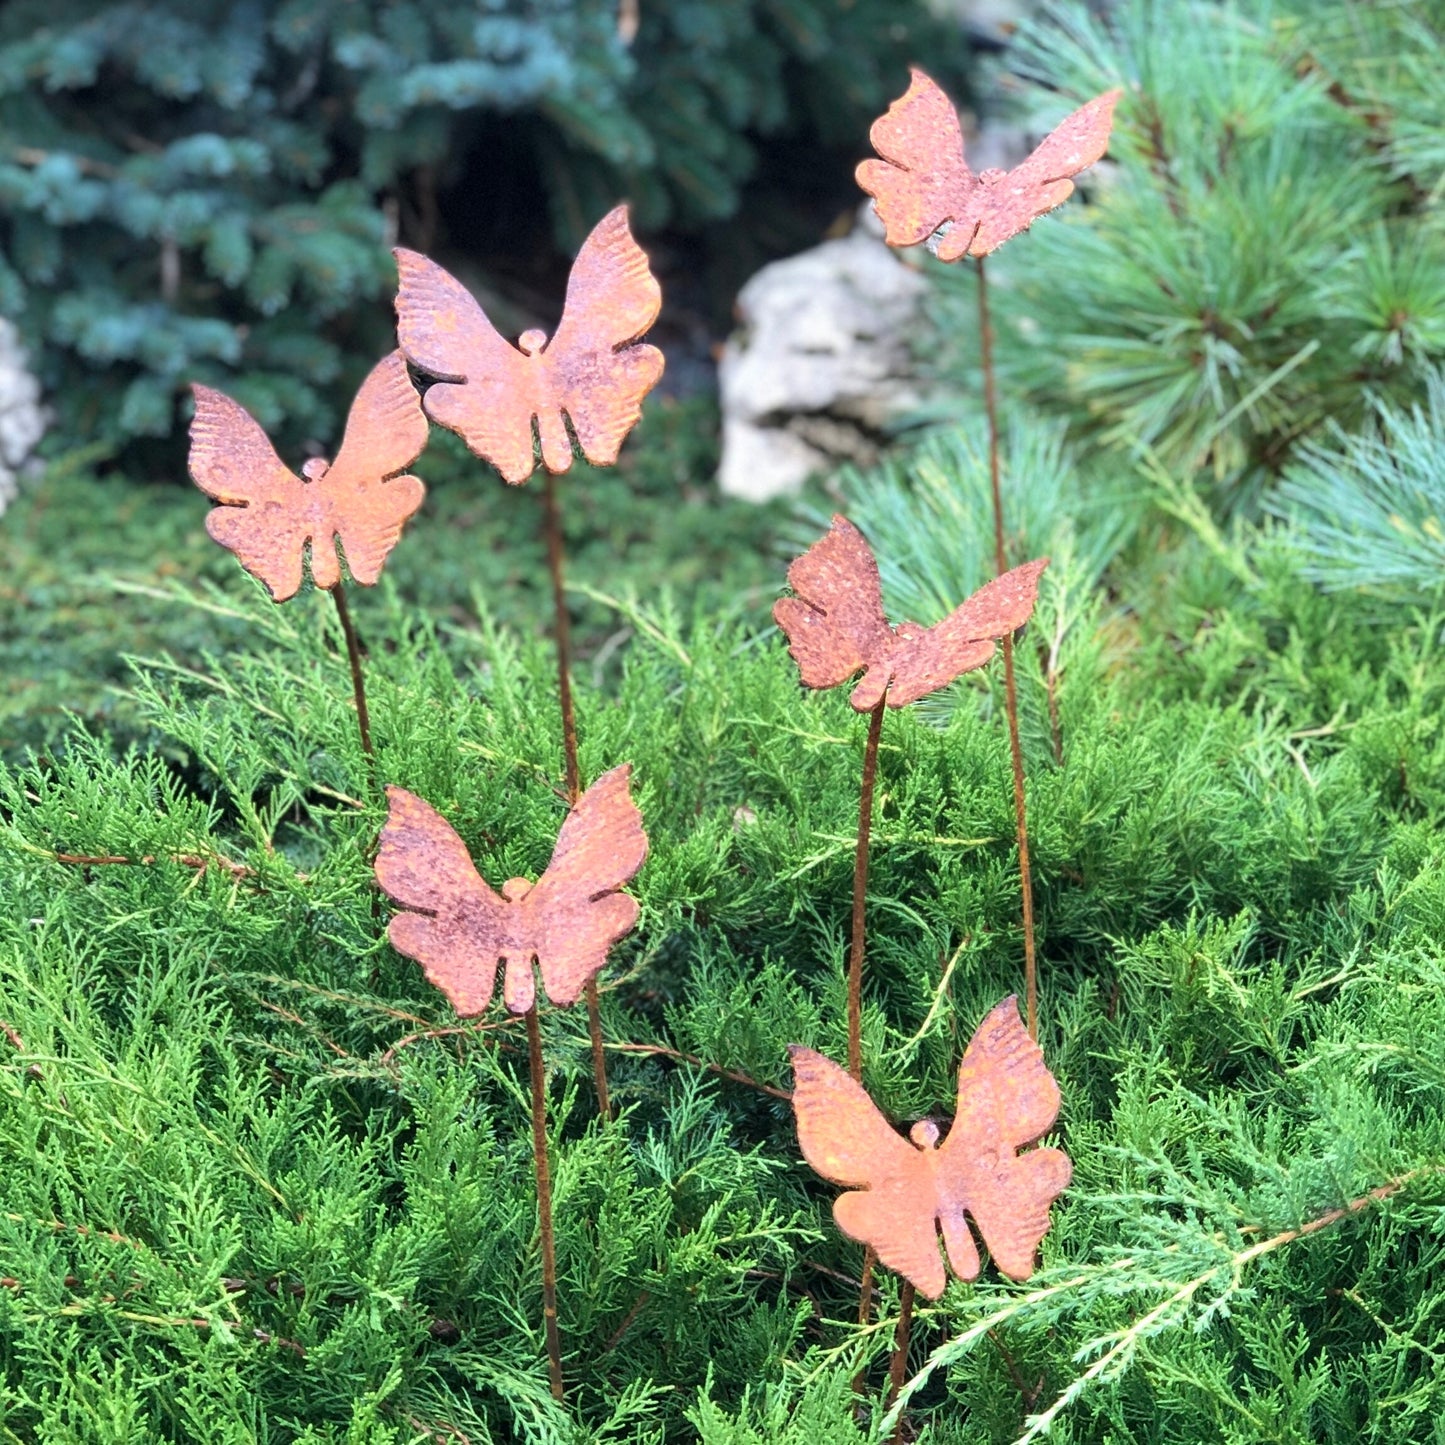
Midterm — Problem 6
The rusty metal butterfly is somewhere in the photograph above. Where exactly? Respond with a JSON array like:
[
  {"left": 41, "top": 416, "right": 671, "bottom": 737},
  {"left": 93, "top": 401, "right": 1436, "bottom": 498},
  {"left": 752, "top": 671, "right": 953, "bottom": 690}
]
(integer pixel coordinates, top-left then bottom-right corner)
[
  {"left": 857, "top": 69, "right": 1121, "bottom": 261},
  {"left": 774, "top": 514, "right": 1047, "bottom": 710},
  {"left": 188, "top": 350, "right": 428, "bottom": 602},
  {"left": 789, "top": 996, "right": 1071, "bottom": 1298},
  {"left": 374, "top": 765, "right": 647, "bottom": 1016},
  {"left": 393, "top": 205, "right": 664, "bottom": 484}
]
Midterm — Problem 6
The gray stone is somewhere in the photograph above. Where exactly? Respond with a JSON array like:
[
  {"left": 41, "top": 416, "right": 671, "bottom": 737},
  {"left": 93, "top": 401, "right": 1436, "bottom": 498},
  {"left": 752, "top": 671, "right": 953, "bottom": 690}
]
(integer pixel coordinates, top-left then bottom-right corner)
[
  {"left": 717, "top": 210, "right": 928, "bottom": 502},
  {"left": 0, "top": 321, "right": 46, "bottom": 515}
]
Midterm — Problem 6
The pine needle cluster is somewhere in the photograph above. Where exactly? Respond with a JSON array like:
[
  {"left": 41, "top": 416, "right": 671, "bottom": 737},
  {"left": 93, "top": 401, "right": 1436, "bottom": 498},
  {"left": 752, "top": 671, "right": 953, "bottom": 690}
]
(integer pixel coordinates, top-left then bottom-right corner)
[{"left": 927, "top": 0, "right": 1445, "bottom": 509}]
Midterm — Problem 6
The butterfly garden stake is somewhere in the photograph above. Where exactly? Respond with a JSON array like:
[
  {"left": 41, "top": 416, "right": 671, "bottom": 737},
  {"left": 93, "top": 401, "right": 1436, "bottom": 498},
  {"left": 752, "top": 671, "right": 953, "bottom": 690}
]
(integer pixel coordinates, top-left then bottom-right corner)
[
  {"left": 374, "top": 765, "right": 649, "bottom": 1402},
  {"left": 791, "top": 995, "right": 1070, "bottom": 1437},
  {"left": 188, "top": 350, "right": 429, "bottom": 770},
  {"left": 774, "top": 513, "right": 1046, "bottom": 1348},
  {"left": 394, "top": 204, "right": 664, "bottom": 1117},
  {"left": 857, "top": 70, "right": 1121, "bottom": 1043}
]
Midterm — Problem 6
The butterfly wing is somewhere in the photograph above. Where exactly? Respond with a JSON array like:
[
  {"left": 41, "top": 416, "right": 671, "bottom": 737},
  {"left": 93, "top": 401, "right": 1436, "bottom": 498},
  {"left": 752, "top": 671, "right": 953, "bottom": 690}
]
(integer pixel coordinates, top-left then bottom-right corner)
[
  {"left": 375, "top": 787, "right": 514, "bottom": 1017},
  {"left": 319, "top": 351, "right": 429, "bottom": 587},
  {"left": 189, "top": 385, "right": 311, "bottom": 602},
  {"left": 856, "top": 69, "right": 978, "bottom": 252},
  {"left": 885, "top": 557, "right": 1048, "bottom": 708},
  {"left": 789, "top": 1046, "right": 946, "bottom": 1298},
  {"left": 393, "top": 248, "right": 538, "bottom": 484},
  {"left": 942, "top": 88, "right": 1121, "bottom": 261},
  {"left": 543, "top": 206, "right": 664, "bottom": 469},
  {"left": 519, "top": 764, "right": 648, "bottom": 1011},
  {"left": 936, "top": 996, "right": 1071, "bottom": 1282},
  {"left": 773, "top": 515, "right": 897, "bottom": 710}
]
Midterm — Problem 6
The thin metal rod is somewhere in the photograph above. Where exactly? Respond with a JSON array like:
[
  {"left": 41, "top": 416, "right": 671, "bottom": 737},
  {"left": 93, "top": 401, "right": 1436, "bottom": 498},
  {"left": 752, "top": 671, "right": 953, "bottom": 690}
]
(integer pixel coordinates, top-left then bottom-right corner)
[
  {"left": 541, "top": 468, "right": 611, "bottom": 1118},
  {"left": 848, "top": 699, "right": 886, "bottom": 1373},
  {"left": 848, "top": 700, "right": 887, "bottom": 1082},
  {"left": 585, "top": 980, "right": 611, "bottom": 1118},
  {"left": 525, "top": 1006, "right": 565, "bottom": 1402},
  {"left": 852, "top": 1246, "right": 876, "bottom": 1397},
  {"left": 887, "top": 1279, "right": 917, "bottom": 1444},
  {"left": 542, "top": 469, "right": 581, "bottom": 804},
  {"left": 330, "top": 580, "right": 374, "bottom": 765},
  {"left": 977, "top": 254, "right": 1039, "bottom": 1041}
]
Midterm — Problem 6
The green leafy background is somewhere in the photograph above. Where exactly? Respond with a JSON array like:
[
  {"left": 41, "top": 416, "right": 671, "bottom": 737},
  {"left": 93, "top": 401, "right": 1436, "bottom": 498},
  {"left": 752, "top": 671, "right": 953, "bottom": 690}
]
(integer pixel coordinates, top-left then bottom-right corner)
[{"left": 6, "top": 0, "right": 1445, "bottom": 1440}]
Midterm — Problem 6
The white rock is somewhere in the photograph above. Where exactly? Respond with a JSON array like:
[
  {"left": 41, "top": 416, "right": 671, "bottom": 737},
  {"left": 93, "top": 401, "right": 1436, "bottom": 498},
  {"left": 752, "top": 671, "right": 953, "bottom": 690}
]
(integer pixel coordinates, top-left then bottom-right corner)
[
  {"left": 0, "top": 321, "right": 46, "bottom": 515},
  {"left": 717, "top": 213, "right": 928, "bottom": 502}
]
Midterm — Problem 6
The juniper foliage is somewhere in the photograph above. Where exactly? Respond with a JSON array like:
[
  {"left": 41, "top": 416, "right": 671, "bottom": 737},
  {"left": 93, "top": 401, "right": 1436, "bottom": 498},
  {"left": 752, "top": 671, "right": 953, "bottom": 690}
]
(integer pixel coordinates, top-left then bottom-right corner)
[{"left": 3, "top": 507, "right": 1445, "bottom": 1439}]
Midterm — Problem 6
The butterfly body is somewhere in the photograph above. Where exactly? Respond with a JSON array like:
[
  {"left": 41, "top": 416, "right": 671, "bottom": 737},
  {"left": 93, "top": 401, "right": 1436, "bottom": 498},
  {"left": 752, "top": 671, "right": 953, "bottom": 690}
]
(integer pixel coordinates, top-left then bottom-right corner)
[
  {"left": 189, "top": 350, "right": 428, "bottom": 601},
  {"left": 395, "top": 205, "right": 664, "bottom": 484},
  {"left": 774, "top": 514, "right": 1047, "bottom": 710},
  {"left": 857, "top": 68, "right": 1121, "bottom": 261},
  {"left": 375, "top": 765, "right": 647, "bottom": 1016},
  {"left": 789, "top": 997, "right": 1070, "bottom": 1298}
]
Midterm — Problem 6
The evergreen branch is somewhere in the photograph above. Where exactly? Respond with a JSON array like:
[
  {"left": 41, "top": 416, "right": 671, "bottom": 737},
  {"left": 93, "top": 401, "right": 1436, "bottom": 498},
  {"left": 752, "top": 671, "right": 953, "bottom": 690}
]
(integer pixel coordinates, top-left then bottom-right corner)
[
  {"left": 602, "top": 1041, "right": 792, "bottom": 1101},
  {"left": 879, "top": 1165, "right": 1443, "bottom": 1443},
  {"left": 2, "top": 1212, "right": 144, "bottom": 1251},
  {"left": 399, "top": 1412, "right": 474, "bottom": 1445},
  {"left": 883, "top": 935, "right": 971, "bottom": 1058},
  {"left": 565, "top": 584, "right": 693, "bottom": 668},
  {"left": 10, "top": 145, "right": 117, "bottom": 178},
  {"left": 44, "top": 847, "right": 257, "bottom": 880},
  {"left": 248, "top": 974, "right": 439, "bottom": 1027}
]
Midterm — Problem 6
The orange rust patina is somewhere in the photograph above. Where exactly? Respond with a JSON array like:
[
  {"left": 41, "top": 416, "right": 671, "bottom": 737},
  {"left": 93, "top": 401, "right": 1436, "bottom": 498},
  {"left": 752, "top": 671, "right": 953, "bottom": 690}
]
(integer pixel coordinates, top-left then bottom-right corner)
[
  {"left": 773, "top": 514, "right": 1047, "bottom": 710},
  {"left": 188, "top": 351, "right": 428, "bottom": 602},
  {"left": 374, "top": 765, "right": 647, "bottom": 1016},
  {"left": 790, "top": 996, "right": 1071, "bottom": 1298},
  {"left": 857, "top": 69, "right": 1121, "bottom": 261},
  {"left": 393, "top": 205, "right": 664, "bottom": 484}
]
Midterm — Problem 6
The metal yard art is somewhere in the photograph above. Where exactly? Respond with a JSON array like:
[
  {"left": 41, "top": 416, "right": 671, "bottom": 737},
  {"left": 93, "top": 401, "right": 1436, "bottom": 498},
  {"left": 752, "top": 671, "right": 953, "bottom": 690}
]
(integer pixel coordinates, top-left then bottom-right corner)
[
  {"left": 393, "top": 204, "right": 665, "bottom": 1117},
  {"left": 375, "top": 765, "right": 647, "bottom": 1018},
  {"left": 856, "top": 68, "right": 1122, "bottom": 1051},
  {"left": 173, "top": 114, "right": 1098, "bottom": 1421},
  {"left": 374, "top": 767, "right": 649, "bottom": 1403},
  {"left": 775, "top": 515, "right": 1048, "bottom": 714},
  {"left": 790, "top": 996, "right": 1070, "bottom": 1298},
  {"left": 393, "top": 205, "right": 664, "bottom": 485},
  {"left": 774, "top": 510, "right": 1048, "bottom": 1416},
  {"left": 187, "top": 349, "right": 429, "bottom": 760},
  {"left": 856, "top": 69, "right": 1121, "bottom": 261}
]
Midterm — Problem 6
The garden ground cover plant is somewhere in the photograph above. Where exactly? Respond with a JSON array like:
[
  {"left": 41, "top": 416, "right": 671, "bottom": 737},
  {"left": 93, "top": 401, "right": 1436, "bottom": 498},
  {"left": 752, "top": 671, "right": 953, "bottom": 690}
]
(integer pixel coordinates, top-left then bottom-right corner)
[
  {"left": 7, "top": 0, "right": 1445, "bottom": 1438},
  {"left": 4, "top": 480, "right": 1445, "bottom": 1440}
]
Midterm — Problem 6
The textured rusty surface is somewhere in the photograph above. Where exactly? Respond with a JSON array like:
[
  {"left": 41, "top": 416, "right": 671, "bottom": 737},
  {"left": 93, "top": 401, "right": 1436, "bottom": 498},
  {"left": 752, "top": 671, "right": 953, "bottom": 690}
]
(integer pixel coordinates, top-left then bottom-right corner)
[
  {"left": 857, "top": 69, "right": 1121, "bottom": 261},
  {"left": 394, "top": 205, "right": 664, "bottom": 484},
  {"left": 375, "top": 764, "right": 648, "bottom": 1016},
  {"left": 789, "top": 996, "right": 1071, "bottom": 1298},
  {"left": 189, "top": 350, "right": 427, "bottom": 602},
  {"left": 773, "top": 514, "right": 1047, "bottom": 710}
]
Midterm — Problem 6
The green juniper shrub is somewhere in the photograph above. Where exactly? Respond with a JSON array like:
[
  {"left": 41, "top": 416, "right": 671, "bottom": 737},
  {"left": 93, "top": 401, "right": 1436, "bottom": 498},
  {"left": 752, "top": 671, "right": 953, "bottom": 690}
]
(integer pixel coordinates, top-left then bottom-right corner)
[
  {"left": 4, "top": 513, "right": 1445, "bottom": 1439},
  {"left": 0, "top": 395, "right": 794, "bottom": 759}
]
